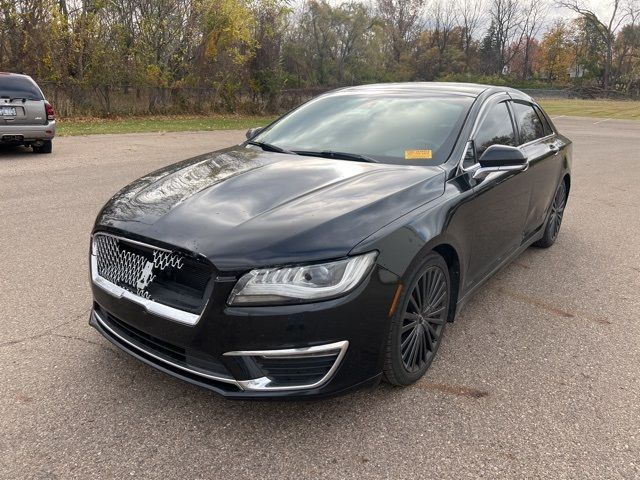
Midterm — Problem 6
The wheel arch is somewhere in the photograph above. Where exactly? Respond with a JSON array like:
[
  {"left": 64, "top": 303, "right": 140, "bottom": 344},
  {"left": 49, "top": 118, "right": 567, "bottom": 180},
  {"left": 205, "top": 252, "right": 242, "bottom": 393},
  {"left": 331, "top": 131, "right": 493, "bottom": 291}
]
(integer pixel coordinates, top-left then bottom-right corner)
[
  {"left": 398, "top": 238, "right": 463, "bottom": 323},
  {"left": 562, "top": 173, "right": 571, "bottom": 197},
  {"left": 432, "top": 243, "right": 461, "bottom": 322},
  {"left": 351, "top": 198, "right": 467, "bottom": 322}
]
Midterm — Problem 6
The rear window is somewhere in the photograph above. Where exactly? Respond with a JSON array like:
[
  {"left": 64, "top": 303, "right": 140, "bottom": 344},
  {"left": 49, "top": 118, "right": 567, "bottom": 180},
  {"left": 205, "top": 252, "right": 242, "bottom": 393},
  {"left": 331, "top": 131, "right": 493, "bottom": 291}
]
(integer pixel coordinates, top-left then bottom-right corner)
[
  {"left": 0, "top": 76, "right": 43, "bottom": 100},
  {"left": 533, "top": 104, "right": 554, "bottom": 135}
]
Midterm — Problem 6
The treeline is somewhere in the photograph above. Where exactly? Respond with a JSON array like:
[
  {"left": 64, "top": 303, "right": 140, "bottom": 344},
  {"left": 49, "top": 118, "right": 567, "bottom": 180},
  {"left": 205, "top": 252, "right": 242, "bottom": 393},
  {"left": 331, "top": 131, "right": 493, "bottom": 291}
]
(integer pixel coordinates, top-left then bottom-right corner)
[{"left": 1, "top": 0, "right": 639, "bottom": 115}]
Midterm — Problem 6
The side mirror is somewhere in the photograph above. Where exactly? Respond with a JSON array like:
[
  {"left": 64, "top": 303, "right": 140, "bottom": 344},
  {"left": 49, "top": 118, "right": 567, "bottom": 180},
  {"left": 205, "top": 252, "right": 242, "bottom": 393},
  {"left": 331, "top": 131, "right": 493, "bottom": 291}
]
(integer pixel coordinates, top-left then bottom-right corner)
[
  {"left": 474, "top": 145, "right": 528, "bottom": 179},
  {"left": 246, "top": 127, "right": 263, "bottom": 140}
]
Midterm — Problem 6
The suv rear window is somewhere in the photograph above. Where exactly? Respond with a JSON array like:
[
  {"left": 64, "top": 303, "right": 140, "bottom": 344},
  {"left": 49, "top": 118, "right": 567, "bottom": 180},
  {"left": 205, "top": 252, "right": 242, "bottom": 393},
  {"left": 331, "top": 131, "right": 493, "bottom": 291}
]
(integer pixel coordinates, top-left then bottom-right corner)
[{"left": 0, "top": 76, "right": 43, "bottom": 100}]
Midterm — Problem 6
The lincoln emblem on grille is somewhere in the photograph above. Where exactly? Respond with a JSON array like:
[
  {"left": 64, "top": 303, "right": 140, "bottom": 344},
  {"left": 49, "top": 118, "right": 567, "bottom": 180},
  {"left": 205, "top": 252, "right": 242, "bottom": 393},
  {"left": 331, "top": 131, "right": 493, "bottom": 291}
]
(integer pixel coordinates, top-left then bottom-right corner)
[{"left": 136, "top": 261, "right": 155, "bottom": 297}]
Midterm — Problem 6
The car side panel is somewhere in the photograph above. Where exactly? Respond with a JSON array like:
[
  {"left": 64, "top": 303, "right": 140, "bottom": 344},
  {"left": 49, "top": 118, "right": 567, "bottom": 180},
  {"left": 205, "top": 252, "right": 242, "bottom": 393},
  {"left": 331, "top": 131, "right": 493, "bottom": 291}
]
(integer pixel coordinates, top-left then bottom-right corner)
[
  {"left": 520, "top": 135, "right": 565, "bottom": 240},
  {"left": 465, "top": 168, "right": 531, "bottom": 286},
  {"left": 350, "top": 178, "right": 473, "bottom": 292},
  {"left": 352, "top": 94, "right": 572, "bottom": 308}
]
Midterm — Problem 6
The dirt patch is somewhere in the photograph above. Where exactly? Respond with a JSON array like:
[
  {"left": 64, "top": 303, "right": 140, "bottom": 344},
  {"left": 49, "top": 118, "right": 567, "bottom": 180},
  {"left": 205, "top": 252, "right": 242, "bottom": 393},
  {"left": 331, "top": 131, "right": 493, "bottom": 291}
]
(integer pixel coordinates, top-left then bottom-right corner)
[
  {"left": 497, "top": 287, "right": 611, "bottom": 325},
  {"left": 511, "top": 260, "right": 532, "bottom": 270},
  {"left": 416, "top": 381, "right": 489, "bottom": 398},
  {"left": 15, "top": 392, "right": 33, "bottom": 404}
]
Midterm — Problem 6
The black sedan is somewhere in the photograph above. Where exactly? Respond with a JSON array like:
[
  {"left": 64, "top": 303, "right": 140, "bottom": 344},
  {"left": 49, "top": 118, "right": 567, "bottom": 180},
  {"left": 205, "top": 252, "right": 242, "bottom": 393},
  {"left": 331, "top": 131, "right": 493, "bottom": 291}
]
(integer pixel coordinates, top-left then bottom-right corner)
[{"left": 89, "top": 82, "right": 571, "bottom": 399}]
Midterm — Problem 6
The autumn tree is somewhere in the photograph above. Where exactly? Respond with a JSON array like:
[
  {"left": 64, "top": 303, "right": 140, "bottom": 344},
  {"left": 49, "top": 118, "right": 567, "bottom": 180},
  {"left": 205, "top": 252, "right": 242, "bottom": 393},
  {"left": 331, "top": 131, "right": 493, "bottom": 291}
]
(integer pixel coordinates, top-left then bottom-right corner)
[
  {"left": 520, "top": 0, "right": 547, "bottom": 79},
  {"left": 376, "top": 0, "right": 426, "bottom": 76},
  {"left": 429, "top": 0, "right": 459, "bottom": 75},
  {"left": 286, "top": 1, "right": 382, "bottom": 86},
  {"left": 538, "top": 21, "right": 572, "bottom": 83},
  {"left": 483, "top": 0, "right": 526, "bottom": 75},
  {"left": 557, "top": 0, "right": 630, "bottom": 89},
  {"left": 2, "top": 0, "right": 639, "bottom": 116},
  {"left": 248, "top": 0, "right": 291, "bottom": 108},
  {"left": 456, "top": 0, "right": 485, "bottom": 71}
]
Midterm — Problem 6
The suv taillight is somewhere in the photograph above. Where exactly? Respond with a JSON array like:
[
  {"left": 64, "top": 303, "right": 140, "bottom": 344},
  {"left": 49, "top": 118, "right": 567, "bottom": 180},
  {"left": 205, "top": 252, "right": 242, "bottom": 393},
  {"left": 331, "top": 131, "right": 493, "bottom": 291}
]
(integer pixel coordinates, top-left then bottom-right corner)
[{"left": 44, "top": 101, "right": 55, "bottom": 121}]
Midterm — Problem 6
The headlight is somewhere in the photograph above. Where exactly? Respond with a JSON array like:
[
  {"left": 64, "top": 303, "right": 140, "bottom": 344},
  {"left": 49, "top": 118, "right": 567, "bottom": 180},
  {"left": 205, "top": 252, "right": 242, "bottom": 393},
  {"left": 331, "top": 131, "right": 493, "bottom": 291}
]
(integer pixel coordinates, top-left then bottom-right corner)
[{"left": 228, "top": 251, "right": 378, "bottom": 306}]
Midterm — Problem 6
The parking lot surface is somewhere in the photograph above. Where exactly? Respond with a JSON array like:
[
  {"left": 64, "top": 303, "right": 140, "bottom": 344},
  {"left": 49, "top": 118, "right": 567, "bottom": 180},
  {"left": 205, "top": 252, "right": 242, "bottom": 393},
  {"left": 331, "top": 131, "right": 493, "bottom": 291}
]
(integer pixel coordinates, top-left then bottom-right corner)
[{"left": 1, "top": 118, "right": 639, "bottom": 479}]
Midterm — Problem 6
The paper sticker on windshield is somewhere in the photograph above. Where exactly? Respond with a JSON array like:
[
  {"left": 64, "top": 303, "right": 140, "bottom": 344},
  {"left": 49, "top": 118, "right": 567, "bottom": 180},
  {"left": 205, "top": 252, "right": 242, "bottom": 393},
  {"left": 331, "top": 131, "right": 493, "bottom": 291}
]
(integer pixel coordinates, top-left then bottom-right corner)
[{"left": 405, "top": 149, "right": 432, "bottom": 160}]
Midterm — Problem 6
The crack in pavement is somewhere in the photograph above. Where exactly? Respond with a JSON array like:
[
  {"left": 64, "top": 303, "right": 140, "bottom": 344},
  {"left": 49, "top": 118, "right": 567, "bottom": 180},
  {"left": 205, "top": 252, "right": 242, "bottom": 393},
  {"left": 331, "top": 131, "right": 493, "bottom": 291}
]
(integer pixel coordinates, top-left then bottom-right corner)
[
  {"left": 50, "top": 333, "right": 117, "bottom": 354},
  {"left": 0, "top": 306, "right": 92, "bottom": 349}
]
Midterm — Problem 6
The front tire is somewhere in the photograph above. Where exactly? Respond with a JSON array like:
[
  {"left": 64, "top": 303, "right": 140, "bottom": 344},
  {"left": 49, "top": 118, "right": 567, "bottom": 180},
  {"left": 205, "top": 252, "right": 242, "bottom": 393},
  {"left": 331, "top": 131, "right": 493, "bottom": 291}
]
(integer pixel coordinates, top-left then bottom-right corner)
[
  {"left": 33, "top": 140, "right": 52, "bottom": 154},
  {"left": 383, "top": 252, "right": 450, "bottom": 386},
  {"left": 533, "top": 180, "right": 567, "bottom": 248}
]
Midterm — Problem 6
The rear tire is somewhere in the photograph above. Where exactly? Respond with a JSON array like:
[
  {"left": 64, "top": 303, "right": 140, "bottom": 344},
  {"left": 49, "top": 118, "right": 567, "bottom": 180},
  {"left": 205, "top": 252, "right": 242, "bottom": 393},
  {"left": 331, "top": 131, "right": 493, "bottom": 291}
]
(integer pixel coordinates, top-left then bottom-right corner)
[
  {"left": 33, "top": 140, "right": 52, "bottom": 154},
  {"left": 533, "top": 180, "right": 567, "bottom": 248},
  {"left": 383, "top": 252, "right": 450, "bottom": 386}
]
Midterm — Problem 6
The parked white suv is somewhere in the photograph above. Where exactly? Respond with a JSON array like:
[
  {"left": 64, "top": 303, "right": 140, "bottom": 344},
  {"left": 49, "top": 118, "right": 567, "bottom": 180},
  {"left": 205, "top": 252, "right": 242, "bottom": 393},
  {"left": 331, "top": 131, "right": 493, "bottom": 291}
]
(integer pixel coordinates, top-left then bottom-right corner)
[{"left": 0, "top": 73, "right": 55, "bottom": 153}]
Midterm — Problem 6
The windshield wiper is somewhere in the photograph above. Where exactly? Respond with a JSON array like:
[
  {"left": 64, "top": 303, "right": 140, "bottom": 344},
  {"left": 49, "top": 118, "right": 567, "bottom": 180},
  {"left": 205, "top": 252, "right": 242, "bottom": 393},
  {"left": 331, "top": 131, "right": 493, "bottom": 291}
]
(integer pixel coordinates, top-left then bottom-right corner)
[
  {"left": 293, "top": 150, "right": 378, "bottom": 163},
  {"left": 247, "top": 140, "right": 296, "bottom": 155}
]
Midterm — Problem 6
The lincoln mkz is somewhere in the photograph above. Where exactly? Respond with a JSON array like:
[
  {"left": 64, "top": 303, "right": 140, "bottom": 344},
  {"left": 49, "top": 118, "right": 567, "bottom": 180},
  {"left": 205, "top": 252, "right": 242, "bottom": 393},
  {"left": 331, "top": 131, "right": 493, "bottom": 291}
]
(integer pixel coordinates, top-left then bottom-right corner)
[{"left": 89, "top": 83, "right": 571, "bottom": 399}]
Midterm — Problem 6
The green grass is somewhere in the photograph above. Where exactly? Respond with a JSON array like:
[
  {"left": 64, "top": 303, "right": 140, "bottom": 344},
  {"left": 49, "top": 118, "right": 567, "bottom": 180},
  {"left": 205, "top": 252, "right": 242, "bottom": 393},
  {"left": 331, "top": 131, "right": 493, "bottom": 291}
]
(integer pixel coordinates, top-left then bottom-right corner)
[
  {"left": 57, "top": 114, "right": 276, "bottom": 136},
  {"left": 538, "top": 99, "right": 640, "bottom": 120}
]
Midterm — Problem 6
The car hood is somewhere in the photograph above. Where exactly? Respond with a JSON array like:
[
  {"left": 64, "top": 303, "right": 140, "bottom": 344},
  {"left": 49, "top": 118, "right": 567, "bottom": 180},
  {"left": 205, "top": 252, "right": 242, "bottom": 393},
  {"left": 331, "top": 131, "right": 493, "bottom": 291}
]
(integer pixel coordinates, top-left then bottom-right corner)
[{"left": 96, "top": 146, "right": 445, "bottom": 270}]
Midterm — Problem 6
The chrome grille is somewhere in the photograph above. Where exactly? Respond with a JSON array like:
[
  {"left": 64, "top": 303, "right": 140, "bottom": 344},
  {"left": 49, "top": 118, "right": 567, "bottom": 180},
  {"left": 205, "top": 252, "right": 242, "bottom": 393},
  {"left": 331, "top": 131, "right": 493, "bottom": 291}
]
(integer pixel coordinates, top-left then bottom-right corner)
[
  {"left": 94, "top": 234, "right": 186, "bottom": 300},
  {"left": 91, "top": 233, "right": 214, "bottom": 320}
]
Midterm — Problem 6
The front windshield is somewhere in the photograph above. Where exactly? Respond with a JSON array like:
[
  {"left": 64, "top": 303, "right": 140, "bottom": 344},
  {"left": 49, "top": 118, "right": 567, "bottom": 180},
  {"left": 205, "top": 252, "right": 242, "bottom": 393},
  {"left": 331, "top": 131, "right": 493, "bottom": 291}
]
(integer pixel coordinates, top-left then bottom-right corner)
[{"left": 252, "top": 92, "right": 474, "bottom": 164}]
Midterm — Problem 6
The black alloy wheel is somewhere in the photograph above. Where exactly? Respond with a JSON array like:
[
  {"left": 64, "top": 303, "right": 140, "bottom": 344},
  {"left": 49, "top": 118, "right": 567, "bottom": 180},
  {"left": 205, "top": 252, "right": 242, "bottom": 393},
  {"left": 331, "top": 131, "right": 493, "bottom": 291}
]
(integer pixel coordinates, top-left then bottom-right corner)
[
  {"left": 384, "top": 252, "right": 450, "bottom": 386},
  {"left": 534, "top": 180, "right": 567, "bottom": 248}
]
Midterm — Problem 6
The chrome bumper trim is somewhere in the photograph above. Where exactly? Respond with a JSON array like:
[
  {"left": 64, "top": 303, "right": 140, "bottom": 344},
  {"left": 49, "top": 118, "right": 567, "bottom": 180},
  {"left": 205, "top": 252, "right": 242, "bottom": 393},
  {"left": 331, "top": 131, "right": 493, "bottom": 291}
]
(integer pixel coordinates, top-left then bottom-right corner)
[
  {"left": 92, "top": 309, "right": 241, "bottom": 387},
  {"left": 224, "top": 341, "right": 349, "bottom": 392},
  {"left": 93, "top": 304, "right": 348, "bottom": 393}
]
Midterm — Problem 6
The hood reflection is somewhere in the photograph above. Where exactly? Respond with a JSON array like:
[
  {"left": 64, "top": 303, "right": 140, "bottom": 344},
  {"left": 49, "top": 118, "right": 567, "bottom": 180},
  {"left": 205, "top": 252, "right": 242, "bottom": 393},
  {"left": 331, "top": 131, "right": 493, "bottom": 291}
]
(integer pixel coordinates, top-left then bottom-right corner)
[
  {"left": 100, "top": 148, "right": 273, "bottom": 225},
  {"left": 95, "top": 146, "right": 446, "bottom": 268}
]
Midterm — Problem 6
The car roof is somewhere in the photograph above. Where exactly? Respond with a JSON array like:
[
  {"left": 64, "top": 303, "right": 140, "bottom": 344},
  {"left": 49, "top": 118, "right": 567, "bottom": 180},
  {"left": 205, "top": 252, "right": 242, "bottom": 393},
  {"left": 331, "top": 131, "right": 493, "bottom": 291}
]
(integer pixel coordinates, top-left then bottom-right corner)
[
  {"left": 0, "top": 72, "right": 37, "bottom": 84},
  {"left": 0, "top": 72, "right": 31, "bottom": 78},
  {"left": 326, "top": 82, "right": 532, "bottom": 101}
]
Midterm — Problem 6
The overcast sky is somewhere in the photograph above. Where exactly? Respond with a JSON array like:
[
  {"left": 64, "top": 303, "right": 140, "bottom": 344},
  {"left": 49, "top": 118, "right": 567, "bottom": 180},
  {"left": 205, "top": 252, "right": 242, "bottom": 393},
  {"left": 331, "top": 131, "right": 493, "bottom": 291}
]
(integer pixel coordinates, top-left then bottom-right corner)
[
  {"left": 305, "top": 0, "right": 625, "bottom": 24},
  {"left": 295, "top": 0, "right": 631, "bottom": 38}
]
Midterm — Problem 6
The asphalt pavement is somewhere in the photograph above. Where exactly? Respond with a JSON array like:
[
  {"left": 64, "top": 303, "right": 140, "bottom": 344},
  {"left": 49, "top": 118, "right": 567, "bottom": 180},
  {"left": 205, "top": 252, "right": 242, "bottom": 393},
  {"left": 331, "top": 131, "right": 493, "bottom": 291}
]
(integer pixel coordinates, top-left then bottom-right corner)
[{"left": 1, "top": 117, "right": 638, "bottom": 479}]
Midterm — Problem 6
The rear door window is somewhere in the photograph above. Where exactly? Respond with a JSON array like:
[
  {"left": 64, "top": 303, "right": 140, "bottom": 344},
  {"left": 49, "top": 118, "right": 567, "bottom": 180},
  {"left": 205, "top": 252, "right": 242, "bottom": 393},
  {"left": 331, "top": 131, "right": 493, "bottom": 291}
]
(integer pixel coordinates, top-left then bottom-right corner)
[
  {"left": 512, "top": 101, "right": 546, "bottom": 145},
  {"left": 0, "top": 76, "right": 43, "bottom": 100},
  {"left": 533, "top": 104, "right": 553, "bottom": 135},
  {"left": 474, "top": 101, "right": 516, "bottom": 158}
]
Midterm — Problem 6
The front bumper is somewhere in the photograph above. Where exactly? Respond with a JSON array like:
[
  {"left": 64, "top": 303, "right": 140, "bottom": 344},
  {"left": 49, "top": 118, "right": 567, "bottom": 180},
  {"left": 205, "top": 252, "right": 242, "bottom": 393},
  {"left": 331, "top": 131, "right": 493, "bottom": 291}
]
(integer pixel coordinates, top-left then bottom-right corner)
[
  {"left": 0, "top": 121, "right": 55, "bottom": 142},
  {"left": 90, "top": 261, "right": 397, "bottom": 399}
]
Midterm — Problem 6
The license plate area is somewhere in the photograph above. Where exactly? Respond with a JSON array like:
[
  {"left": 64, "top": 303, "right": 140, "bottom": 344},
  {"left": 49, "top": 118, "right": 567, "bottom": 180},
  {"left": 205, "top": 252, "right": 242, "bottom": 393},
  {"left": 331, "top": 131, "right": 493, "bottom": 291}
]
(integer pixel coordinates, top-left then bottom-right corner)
[
  {"left": 1, "top": 134, "right": 24, "bottom": 142},
  {"left": 1, "top": 106, "right": 17, "bottom": 116}
]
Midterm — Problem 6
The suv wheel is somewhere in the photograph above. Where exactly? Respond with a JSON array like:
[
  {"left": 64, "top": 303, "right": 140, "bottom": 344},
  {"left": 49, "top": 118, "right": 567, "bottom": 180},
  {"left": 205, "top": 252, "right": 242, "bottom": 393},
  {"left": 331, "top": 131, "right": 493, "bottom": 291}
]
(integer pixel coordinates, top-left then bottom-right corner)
[{"left": 33, "top": 140, "right": 52, "bottom": 154}]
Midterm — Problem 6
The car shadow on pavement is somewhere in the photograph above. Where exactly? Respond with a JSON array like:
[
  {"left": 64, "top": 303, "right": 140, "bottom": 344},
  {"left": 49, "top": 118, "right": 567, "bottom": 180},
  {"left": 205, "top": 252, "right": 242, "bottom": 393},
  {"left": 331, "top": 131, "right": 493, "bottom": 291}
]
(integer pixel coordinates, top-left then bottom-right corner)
[{"left": 0, "top": 144, "right": 35, "bottom": 157}]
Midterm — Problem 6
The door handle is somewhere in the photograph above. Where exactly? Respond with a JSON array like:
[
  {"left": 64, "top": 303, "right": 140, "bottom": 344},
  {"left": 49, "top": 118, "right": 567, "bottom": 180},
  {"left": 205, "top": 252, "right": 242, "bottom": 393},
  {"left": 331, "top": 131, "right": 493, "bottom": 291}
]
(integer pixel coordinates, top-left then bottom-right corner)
[{"left": 549, "top": 143, "right": 560, "bottom": 154}]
